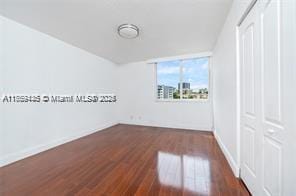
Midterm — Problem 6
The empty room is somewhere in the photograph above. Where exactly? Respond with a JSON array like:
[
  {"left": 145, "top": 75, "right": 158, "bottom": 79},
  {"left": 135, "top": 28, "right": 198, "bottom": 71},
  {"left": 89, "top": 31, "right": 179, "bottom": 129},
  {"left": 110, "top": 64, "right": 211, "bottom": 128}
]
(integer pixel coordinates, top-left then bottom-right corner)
[{"left": 0, "top": 0, "right": 295, "bottom": 195}]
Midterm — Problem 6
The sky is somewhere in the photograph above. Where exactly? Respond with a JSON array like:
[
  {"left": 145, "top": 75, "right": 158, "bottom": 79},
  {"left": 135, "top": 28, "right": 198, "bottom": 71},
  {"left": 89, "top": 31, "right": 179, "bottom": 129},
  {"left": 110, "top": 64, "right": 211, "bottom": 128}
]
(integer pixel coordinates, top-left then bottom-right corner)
[{"left": 157, "top": 57, "right": 209, "bottom": 91}]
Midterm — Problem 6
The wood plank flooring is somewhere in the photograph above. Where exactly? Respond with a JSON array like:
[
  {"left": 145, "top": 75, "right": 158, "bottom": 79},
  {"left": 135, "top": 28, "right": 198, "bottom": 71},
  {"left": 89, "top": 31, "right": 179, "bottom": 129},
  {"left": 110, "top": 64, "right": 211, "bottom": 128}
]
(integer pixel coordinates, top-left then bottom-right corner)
[{"left": 0, "top": 124, "right": 250, "bottom": 196}]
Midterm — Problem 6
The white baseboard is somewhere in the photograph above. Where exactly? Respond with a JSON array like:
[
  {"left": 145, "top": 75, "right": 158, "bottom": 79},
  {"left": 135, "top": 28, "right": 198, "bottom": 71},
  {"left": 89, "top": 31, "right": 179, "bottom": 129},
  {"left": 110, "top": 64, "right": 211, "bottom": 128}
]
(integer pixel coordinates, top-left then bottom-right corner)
[
  {"left": 0, "top": 122, "right": 118, "bottom": 167},
  {"left": 119, "top": 120, "right": 212, "bottom": 132},
  {"left": 214, "top": 130, "right": 240, "bottom": 177}
]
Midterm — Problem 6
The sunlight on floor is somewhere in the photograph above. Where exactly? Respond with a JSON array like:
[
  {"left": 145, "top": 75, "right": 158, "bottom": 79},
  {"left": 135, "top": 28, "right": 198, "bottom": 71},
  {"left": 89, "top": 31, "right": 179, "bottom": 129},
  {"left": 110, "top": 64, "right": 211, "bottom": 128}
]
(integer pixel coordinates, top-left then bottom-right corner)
[{"left": 157, "top": 151, "right": 211, "bottom": 195}]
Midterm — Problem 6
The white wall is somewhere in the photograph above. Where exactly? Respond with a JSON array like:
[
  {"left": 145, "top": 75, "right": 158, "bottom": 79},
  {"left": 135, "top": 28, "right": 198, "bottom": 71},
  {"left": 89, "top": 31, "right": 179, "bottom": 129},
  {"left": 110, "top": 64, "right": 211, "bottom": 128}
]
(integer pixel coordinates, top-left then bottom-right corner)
[
  {"left": 0, "top": 15, "right": 214, "bottom": 168},
  {"left": 0, "top": 16, "right": 118, "bottom": 166},
  {"left": 0, "top": 16, "right": 4, "bottom": 165},
  {"left": 211, "top": 0, "right": 253, "bottom": 176},
  {"left": 117, "top": 61, "right": 213, "bottom": 131}
]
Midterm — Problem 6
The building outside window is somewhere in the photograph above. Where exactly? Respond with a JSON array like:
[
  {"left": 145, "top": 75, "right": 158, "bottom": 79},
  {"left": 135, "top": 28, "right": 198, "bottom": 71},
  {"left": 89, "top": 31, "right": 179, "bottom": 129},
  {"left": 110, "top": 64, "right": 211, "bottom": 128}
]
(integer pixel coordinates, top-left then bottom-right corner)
[{"left": 156, "top": 57, "right": 209, "bottom": 100}]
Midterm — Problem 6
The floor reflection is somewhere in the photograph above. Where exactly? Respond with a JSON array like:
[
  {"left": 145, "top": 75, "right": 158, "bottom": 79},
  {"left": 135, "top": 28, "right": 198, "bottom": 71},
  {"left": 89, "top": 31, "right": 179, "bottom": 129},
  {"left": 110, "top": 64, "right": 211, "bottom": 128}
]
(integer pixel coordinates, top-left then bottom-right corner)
[{"left": 157, "top": 151, "right": 211, "bottom": 195}]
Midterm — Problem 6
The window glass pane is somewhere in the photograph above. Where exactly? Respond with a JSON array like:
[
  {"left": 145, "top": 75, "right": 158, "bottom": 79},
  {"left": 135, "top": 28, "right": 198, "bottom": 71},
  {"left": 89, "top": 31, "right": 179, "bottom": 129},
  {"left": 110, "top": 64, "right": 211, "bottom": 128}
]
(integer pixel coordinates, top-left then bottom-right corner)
[
  {"left": 181, "top": 58, "right": 209, "bottom": 100},
  {"left": 157, "top": 60, "right": 180, "bottom": 100}
]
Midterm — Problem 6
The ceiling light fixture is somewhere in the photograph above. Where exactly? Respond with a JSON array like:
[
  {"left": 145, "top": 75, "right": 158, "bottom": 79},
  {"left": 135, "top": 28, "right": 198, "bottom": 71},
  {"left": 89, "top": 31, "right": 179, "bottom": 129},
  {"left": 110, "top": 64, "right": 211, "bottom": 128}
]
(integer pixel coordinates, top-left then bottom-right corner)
[{"left": 118, "top": 24, "right": 139, "bottom": 39}]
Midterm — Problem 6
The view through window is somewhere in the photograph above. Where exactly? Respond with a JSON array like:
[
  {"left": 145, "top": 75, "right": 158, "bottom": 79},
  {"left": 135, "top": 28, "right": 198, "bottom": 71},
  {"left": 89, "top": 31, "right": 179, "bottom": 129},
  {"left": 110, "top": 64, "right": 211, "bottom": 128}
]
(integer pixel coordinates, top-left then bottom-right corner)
[{"left": 156, "top": 57, "right": 209, "bottom": 100}]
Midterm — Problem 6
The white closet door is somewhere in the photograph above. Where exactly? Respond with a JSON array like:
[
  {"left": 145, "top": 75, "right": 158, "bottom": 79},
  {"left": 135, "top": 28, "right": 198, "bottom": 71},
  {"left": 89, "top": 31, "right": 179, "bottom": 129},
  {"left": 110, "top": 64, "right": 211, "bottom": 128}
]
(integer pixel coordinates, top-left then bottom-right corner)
[
  {"left": 239, "top": 3, "right": 262, "bottom": 194},
  {"left": 259, "top": 0, "right": 294, "bottom": 195},
  {"left": 239, "top": 0, "right": 296, "bottom": 195}
]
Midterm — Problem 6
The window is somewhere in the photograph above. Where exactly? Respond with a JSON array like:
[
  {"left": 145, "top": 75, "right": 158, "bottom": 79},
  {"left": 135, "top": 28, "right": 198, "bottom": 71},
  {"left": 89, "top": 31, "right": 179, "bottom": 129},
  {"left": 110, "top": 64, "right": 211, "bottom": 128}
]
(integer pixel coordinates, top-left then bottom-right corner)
[{"left": 156, "top": 57, "right": 209, "bottom": 100}]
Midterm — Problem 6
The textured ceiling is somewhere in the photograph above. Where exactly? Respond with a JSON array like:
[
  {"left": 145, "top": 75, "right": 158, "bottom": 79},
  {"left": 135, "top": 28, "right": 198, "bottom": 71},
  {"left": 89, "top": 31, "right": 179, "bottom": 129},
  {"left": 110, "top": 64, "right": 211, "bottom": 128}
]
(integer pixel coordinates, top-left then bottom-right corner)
[{"left": 0, "top": 0, "right": 232, "bottom": 64}]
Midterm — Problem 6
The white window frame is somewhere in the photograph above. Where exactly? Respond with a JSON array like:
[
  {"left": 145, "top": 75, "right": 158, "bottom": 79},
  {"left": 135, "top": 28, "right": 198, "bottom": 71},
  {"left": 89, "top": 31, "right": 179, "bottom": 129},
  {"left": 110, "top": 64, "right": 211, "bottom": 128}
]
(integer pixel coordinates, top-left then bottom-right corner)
[{"left": 152, "top": 52, "right": 212, "bottom": 103}]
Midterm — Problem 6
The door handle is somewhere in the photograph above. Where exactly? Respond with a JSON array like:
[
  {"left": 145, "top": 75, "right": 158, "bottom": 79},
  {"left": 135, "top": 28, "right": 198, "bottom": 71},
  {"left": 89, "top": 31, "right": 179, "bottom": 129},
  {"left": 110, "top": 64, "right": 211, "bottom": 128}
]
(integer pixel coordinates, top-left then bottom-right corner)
[{"left": 267, "top": 129, "right": 276, "bottom": 134}]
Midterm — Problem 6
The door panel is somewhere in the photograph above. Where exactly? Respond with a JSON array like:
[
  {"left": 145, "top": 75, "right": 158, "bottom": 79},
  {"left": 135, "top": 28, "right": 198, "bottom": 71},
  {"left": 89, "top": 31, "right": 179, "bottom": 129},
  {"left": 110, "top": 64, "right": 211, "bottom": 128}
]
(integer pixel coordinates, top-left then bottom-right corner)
[
  {"left": 240, "top": 0, "right": 295, "bottom": 195},
  {"left": 263, "top": 137, "right": 282, "bottom": 196},
  {"left": 242, "top": 24, "right": 255, "bottom": 117},
  {"left": 262, "top": 0, "right": 282, "bottom": 125},
  {"left": 261, "top": 0, "right": 284, "bottom": 195},
  {"left": 239, "top": 4, "right": 261, "bottom": 194},
  {"left": 242, "top": 126, "right": 256, "bottom": 175}
]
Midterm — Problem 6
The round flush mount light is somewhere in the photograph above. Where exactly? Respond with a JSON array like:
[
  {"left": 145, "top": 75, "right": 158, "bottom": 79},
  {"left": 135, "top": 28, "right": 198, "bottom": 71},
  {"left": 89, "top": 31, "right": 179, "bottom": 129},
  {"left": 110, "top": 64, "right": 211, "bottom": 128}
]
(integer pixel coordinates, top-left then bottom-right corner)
[{"left": 118, "top": 24, "right": 139, "bottom": 39}]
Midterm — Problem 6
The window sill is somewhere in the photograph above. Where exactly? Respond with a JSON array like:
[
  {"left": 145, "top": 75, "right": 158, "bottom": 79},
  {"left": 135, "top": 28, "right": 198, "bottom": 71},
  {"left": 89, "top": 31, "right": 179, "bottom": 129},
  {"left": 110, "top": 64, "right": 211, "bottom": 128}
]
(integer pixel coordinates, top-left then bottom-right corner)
[{"left": 155, "top": 99, "right": 210, "bottom": 103}]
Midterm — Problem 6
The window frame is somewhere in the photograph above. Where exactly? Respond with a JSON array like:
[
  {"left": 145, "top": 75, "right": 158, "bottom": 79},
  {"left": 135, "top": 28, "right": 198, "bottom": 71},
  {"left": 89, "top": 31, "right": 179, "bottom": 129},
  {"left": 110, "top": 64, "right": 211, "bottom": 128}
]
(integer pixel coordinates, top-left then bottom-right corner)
[{"left": 153, "top": 54, "right": 212, "bottom": 103}]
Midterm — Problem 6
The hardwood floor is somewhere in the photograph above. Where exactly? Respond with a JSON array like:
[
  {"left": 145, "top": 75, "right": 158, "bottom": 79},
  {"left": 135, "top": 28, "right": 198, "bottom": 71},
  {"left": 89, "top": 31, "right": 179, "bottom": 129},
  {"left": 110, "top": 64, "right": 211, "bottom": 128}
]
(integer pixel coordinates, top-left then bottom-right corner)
[{"left": 0, "top": 124, "right": 250, "bottom": 196}]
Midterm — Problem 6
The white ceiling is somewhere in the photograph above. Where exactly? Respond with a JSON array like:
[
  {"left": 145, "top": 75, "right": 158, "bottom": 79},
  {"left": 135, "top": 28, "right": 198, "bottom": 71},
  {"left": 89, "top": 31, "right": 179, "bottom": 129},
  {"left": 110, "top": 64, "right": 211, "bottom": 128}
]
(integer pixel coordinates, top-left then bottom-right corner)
[{"left": 0, "top": 0, "right": 232, "bottom": 64}]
